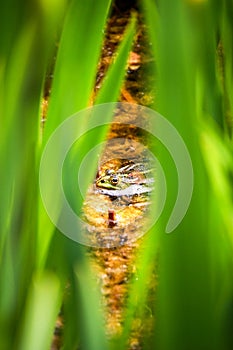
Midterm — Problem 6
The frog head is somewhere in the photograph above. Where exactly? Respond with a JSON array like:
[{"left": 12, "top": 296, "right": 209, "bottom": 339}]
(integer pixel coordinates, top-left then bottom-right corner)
[{"left": 95, "top": 169, "right": 126, "bottom": 190}]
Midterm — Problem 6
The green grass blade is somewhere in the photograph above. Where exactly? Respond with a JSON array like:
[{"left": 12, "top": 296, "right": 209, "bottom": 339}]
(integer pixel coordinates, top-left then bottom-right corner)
[
  {"left": 219, "top": 0, "right": 233, "bottom": 136},
  {"left": 62, "top": 15, "right": 137, "bottom": 216},
  {"left": 0, "top": 1, "right": 70, "bottom": 348},
  {"left": 43, "top": 0, "right": 112, "bottom": 143},
  {"left": 95, "top": 14, "right": 137, "bottom": 104},
  {"left": 37, "top": 0, "right": 112, "bottom": 263},
  {"left": 74, "top": 262, "right": 108, "bottom": 350},
  {"left": 18, "top": 273, "right": 61, "bottom": 350},
  {"left": 141, "top": 1, "right": 233, "bottom": 349}
]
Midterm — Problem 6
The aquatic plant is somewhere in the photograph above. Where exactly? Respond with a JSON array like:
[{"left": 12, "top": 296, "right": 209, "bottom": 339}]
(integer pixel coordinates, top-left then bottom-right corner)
[{"left": 0, "top": 0, "right": 232, "bottom": 349}]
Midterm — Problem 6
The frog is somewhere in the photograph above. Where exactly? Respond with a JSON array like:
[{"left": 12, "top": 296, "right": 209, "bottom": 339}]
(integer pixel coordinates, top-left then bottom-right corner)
[
  {"left": 95, "top": 162, "right": 154, "bottom": 197},
  {"left": 82, "top": 159, "right": 155, "bottom": 245},
  {"left": 96, "top": 168, "right": 126, "bottom": 190}
]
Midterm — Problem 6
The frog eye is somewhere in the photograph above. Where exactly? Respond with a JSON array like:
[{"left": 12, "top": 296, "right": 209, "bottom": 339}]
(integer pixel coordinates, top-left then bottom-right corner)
[{"left": 110, "top": 175, "right": 119, "bottom": 185}]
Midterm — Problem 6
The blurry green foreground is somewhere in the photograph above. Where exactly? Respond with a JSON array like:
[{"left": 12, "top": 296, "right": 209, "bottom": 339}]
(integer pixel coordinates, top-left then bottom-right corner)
[{"left": 0, "top": 0, "right": 232, "bottom": 349}]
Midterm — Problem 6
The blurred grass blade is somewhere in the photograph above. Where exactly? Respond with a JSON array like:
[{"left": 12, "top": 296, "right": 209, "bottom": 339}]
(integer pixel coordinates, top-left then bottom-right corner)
[
  {"left": 118, "top": 233, "right": 159, "bottom": 349},
  {"left": 43, "top": 0, "right": 112, "bottom": 143},
  {"left": 0, "top": 23, "right": 38, "bottom": 252},
  {"left": 142, "top": 1, "right": 228, "bottom": 349},
  {"left": 0, "top": 1, "right": 69, "bottom": 348},
  {"left": 219, "top": 0, "right": 233, "bottom": 136},
  {"left": 200, "top": 121, "right": 233, "bottom": 245},
  {"left": 38, "top": 0, "right": 112, "bottom": 264},
  {"left": 95, "top": 14, "right": 137, "bottom": 104},
  {"left": 61, "top": 16, "right": 136, "bottom": 217},
  {"left": 74, "top": 262, "right": 108, "bottom": 350},
  {"left": 18, "top": 273, "right": 61, "bottom": 350},
  {"left": 139, "top": 0, "right": 158, "bottom": 69}
]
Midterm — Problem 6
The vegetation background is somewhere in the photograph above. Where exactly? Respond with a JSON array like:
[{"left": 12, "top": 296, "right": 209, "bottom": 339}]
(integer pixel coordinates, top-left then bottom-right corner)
[{"left": 0, "top": 0, "right": 232, "bottom": 349}]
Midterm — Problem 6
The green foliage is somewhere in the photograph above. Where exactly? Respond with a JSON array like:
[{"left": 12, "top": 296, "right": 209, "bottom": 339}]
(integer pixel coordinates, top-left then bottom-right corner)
[
  {"left": 0, "top": 0, "right": 233, "bottom": 349},
  {"left": 140, "top": 1, "right": 233, "bottom": 350}
]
